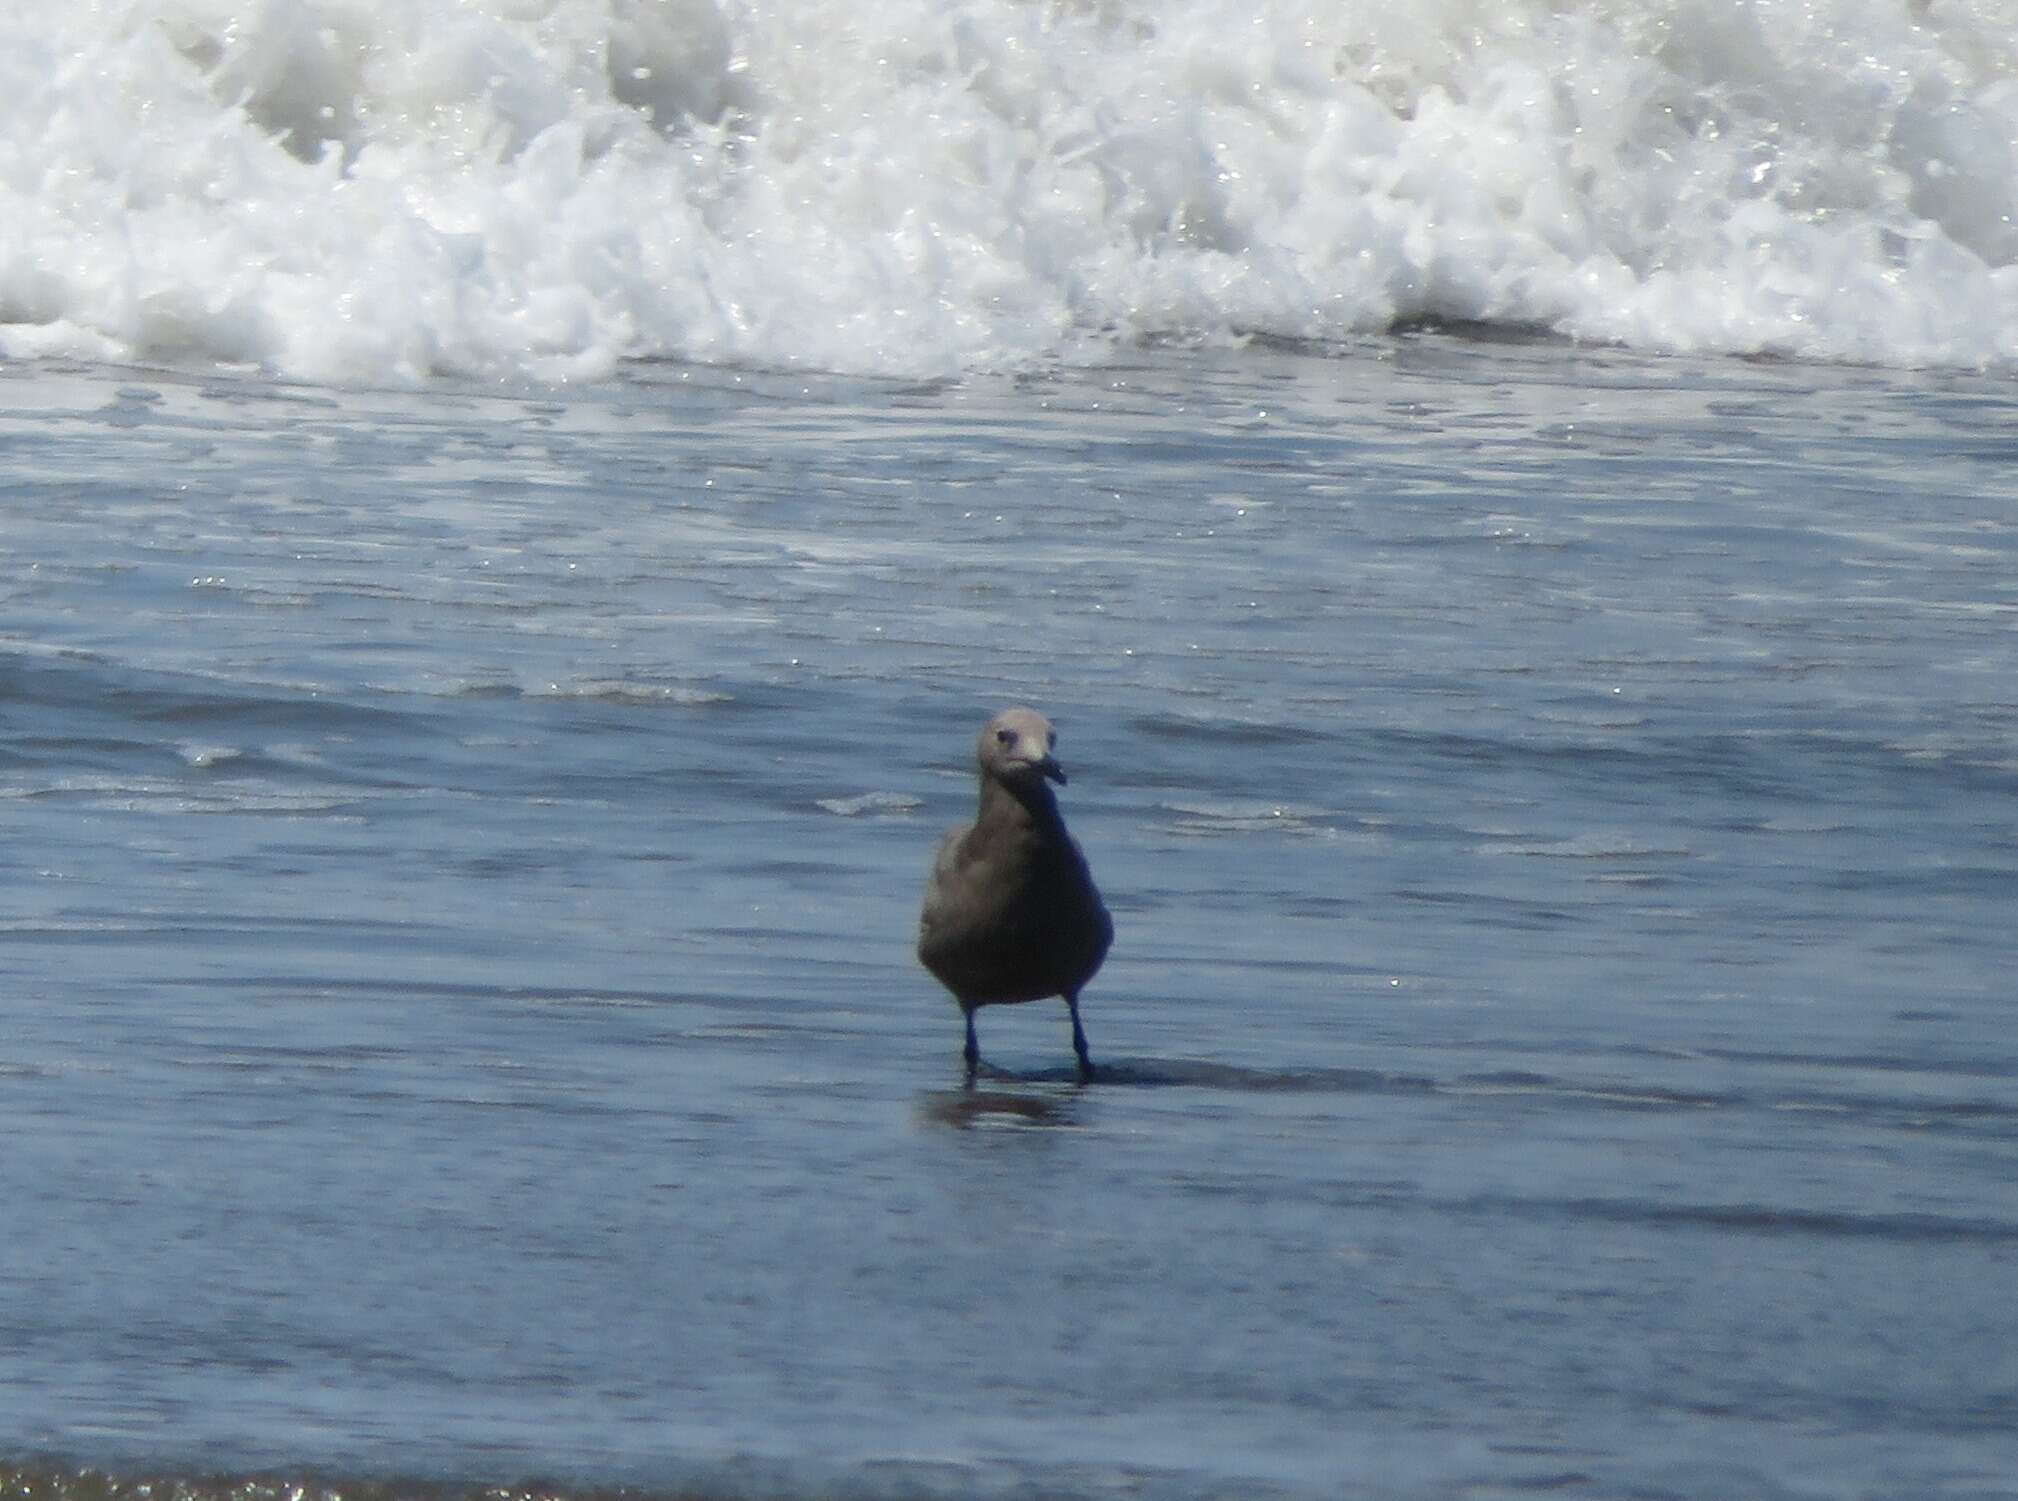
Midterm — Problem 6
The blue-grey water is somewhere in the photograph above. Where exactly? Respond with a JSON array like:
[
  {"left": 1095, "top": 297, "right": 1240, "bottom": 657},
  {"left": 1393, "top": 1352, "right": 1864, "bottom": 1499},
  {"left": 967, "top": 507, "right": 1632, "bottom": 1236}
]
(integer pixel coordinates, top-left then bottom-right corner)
[{"left": 2, "top": 340, "right": 2016, "bottom": 1501}]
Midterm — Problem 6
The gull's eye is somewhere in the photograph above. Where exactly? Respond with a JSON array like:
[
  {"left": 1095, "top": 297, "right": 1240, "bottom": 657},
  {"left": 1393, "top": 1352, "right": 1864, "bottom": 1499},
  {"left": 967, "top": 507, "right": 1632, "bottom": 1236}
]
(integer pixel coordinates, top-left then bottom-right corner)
[{"left": 996, "top": 729, "right": 1017, "bottom": 747}]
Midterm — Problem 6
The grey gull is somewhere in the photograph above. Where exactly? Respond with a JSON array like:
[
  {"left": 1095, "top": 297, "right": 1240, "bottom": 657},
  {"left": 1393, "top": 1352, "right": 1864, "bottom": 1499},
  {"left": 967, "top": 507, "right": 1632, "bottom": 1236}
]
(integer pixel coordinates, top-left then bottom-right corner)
[{"left": 918, "top": 706, "right": 1113, "bottom": 1081}]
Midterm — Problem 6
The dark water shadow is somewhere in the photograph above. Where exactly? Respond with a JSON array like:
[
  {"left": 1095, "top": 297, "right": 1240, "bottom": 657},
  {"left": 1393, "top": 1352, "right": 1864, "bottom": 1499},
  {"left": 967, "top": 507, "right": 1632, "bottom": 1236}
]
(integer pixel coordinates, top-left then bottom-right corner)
[
  {"left": 915, "top": 1059, "right": 1437, "bottom": 1131},
  {"left": 925, "top": 1057, "right": 2013, "bottom": 1139},
  {"left": 1090, "top": 1057, "right": 1439, "bottom": 1094},
  {"left": 951, "top": 1057, "right": 1440, "bottom": 1094}
]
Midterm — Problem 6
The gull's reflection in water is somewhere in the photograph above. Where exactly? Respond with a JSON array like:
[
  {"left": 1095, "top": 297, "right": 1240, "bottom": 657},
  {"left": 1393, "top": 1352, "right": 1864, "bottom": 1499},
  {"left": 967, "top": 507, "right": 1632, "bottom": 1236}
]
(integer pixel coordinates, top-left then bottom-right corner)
[{"left": 917, "top": 1087, "right": 1080, "bottom": 1129}]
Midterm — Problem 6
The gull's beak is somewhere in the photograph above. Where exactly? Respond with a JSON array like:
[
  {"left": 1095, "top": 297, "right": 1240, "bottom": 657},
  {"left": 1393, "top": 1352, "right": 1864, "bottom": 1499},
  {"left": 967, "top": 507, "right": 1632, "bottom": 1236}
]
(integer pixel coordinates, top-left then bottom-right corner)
[{"left": 1041, "top": 755, "right": 1067, "bottom": 786}]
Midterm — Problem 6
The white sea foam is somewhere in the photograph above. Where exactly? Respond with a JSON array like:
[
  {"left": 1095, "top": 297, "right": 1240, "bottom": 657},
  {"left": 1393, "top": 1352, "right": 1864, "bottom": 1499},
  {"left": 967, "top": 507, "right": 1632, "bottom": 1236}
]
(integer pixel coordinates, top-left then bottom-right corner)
[{"left": 4, "top": 0, "right": 2016, "bottom": 382}]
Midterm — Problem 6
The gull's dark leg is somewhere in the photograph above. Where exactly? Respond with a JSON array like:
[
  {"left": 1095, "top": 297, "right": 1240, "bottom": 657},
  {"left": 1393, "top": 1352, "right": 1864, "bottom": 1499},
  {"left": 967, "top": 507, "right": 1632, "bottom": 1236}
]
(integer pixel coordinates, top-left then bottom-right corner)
[
  {"left": 1066, "top": 992, "right": 1093, "bottom": 1082},
  {"left": 963, "top": 1007, "right": 980, "bottom": 1084}
]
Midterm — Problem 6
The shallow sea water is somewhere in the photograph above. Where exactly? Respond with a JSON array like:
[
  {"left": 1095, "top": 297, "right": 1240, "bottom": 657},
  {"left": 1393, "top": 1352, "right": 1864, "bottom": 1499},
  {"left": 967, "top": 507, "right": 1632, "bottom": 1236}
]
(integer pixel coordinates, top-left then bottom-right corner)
[{"left": 2, "top": 339, "right": 2016, "bottom": 1501}]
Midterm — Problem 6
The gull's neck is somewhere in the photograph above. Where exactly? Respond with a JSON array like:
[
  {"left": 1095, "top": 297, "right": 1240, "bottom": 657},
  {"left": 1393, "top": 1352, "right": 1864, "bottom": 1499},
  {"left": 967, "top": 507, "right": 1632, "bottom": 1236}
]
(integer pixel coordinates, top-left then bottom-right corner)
[{"left": 975, "top": 770, "right": 1062, "bottom": 834}]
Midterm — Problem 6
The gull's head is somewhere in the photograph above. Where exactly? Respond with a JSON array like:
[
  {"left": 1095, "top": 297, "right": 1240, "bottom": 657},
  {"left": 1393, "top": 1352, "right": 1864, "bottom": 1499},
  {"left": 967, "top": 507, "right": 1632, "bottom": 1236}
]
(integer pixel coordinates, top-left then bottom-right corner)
[{"left": 978, "top": 706, "right": 1066, "bottom": 787}]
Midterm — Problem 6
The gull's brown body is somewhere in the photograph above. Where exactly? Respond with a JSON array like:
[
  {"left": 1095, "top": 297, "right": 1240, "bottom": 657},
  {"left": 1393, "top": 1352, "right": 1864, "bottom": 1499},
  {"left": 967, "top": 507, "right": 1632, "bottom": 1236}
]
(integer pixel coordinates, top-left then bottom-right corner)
[{"left": 918, "top": 707, "right": 1112, "bottom": 1080}]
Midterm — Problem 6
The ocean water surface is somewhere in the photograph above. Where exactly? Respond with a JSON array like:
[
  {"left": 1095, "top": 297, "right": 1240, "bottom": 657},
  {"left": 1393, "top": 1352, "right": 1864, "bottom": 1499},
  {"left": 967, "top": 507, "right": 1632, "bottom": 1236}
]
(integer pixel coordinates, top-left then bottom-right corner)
[
  {"left": 6, "top": 0, "right": 2018, "bottom": 1496},
  {"left": 3, "top": 339, "right": 2016, "bottom": 1501}
]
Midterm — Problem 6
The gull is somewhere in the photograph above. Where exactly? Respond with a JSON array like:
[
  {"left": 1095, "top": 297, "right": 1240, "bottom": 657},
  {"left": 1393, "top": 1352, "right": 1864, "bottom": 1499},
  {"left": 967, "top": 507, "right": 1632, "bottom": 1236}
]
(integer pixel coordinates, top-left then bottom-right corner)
[{"left": 918, "top": 707, "right": 1112, "bottom": 1081}]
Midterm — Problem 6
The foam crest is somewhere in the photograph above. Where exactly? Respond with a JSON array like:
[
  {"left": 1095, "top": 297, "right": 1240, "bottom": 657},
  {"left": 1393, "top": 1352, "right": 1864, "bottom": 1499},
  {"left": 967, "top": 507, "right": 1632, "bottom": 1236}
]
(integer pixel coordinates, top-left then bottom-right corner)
[{"left": 3, "top": 0, "right": 2014, "bottom": 381}]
